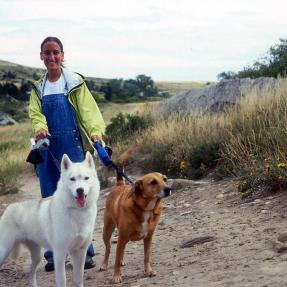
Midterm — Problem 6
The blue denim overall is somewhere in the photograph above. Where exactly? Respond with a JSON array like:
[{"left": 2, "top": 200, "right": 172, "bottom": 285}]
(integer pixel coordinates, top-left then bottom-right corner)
[{"left": 36, "top": 92, "right": 95, "bottom": 261}]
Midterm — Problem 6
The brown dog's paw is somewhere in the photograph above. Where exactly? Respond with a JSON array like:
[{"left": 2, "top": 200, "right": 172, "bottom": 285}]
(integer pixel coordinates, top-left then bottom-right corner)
[
  {"left": 113, "top": 274, "right": 122, "bottom": 284},
  {"left": 145, "top": 269, "right": 157, "bottom": 277},
  {"left": 120, "top": 260, "right": 126, "bottom": 266}
]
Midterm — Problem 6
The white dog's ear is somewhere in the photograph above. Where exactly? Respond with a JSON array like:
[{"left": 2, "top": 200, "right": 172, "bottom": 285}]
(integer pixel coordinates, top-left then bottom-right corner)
[
  {"left": 85, "top": 152, "right": 95, "bottom": 169},
  {"left": 61, "top": 154, "right": 72, "bottom": 171}
]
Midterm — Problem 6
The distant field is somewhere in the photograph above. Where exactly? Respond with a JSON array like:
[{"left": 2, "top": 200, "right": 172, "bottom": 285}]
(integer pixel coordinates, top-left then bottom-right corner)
[
  {"left": 98, "top": 101, "right": 157, "bottom": 123},
  {"left": 155, "top": 81, "right": 210, "bottom": 95}
]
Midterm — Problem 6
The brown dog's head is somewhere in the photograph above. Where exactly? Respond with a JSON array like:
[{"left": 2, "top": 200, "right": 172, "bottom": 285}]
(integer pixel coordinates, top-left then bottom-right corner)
[{"left": 129, "top": 172, "right": 171, "bottom": 210}]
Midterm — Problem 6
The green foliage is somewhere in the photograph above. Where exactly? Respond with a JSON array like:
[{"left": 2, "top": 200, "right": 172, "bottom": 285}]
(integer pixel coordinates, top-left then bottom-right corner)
[
  {"left": 2, "top": 70, "right": 16, "bottom": 80},
  {"left": 217, "top": 71, "right": 237, "bottom": 81},
  {"left": 91, "top": 91, "right": 105, "bottom": 103},
  {"left": 99, "top": 74, "right": 159, "bottom": 102},
  {"left": 105, "top": 112, "right": 153, "bottom": 144},
  {"left": 0, "top": 99, "right": 28, "bottom": 122},
  {"left": 218, "top": 38, "right": 287, "bottom": 79},
  {"left": 235, "top": 157, "right": 287, "bottom": 198},
  {"left": 0, "top": 141, "right": 17, "bottom": 152},
  {"left": 144, "top": 141, "right": 221, "bottom": 180},
  {"left": 1, "top": 82, "right": 20, "bottom": 98}
]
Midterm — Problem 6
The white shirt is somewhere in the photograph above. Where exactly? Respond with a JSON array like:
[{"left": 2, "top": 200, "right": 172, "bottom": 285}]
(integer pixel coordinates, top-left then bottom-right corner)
[{"left": 43, "top": 74, "right": 66, "bottom": 96}]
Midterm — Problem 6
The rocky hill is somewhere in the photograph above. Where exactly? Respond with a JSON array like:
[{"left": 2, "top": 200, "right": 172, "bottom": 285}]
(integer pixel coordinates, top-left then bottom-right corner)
[{"left": 156, "top": 77, "right": 283, "bottom": 117}]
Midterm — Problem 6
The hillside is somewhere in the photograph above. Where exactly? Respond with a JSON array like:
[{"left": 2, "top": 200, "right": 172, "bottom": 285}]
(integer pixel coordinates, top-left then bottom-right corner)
[
  {"left": 0, "top": 59, "right": 206, "bottom": 94},
  {"left": 0, "top": 60, "right": 108, "bottom": 85},
  {"left": 0, "top": 60, "right": 45, "bottom": 82}
]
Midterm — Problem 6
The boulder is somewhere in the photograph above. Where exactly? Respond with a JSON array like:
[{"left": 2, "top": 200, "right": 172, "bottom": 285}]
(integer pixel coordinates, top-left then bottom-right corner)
[{"left": 0, "top": 112, "right": 18, "bottom": 125}]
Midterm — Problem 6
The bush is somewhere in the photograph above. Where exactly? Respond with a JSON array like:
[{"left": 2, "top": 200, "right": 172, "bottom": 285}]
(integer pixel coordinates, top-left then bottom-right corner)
[
  {"left": 91, "top": 91, "right": 105, "bottom": 103},
  {"left": 105, "top": 112, "right": 153, "bottom": 144},
  {"left": 0, "top": 141, "right": 17, "bottom": 152},
  {"left": 143, "top": 141, "right": 221, "bottom": 180}
]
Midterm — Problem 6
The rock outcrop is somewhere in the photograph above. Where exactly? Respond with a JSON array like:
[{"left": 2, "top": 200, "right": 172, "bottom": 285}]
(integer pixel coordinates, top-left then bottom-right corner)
[
  {"left": 157, "top": 77, "right": 282, "bottom": 117},
  {"left": 0, "top": 112, "right": 18, "bottom": 125}
]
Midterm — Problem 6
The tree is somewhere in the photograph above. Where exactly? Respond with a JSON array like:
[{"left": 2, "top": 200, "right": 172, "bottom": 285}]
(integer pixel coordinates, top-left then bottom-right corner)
[
  {"left": 2, "top": 82, "right": 19, "bottom": 98},
  {"left": 217, "top": 71, "right": 237, "bottom": 81},
  {"left": 100, "top": 79, "right": 123, "bottom": 101},
  {"left": 19, "top": 80, "right": 32, "bottom": 101},
  {"left": 218, "top": 38, "right": 287, "bottom": 79},
  {"left": 135, "top": 74, "right": 157, "bottom": 97}
]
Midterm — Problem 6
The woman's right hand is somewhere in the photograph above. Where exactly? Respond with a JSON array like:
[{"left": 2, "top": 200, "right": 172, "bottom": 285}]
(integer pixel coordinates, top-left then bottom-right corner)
[{"left": 35, "top": 129, "right": 49, "bottom": 140}]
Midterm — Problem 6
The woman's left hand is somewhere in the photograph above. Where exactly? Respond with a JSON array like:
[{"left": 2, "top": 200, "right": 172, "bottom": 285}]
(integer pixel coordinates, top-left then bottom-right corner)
[{"left": 91, "top": 134, "right": 102, "bottom": 143}]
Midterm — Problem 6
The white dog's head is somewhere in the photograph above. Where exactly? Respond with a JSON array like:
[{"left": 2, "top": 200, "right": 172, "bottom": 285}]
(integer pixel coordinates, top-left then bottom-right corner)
[{"left": 58, "top": 152, "right": 100, "bottom": 209}]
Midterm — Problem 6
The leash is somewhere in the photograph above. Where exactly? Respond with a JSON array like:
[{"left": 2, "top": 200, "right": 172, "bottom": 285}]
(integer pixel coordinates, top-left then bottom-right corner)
[
  {"left": 46, "top": 147, "right": 61, "bottom": 172},
  {"left": 94, "top": 142, "right": 134, "bottom": 184},
  {"left": 27, "top": 138, "right": 134, "bottom": 184}
]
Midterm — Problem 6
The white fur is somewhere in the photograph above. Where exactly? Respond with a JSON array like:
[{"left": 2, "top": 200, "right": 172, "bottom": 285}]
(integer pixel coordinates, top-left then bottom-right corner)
[
  {"left": 0, "top": 152, "right": 100, "bottom": 287},
  {"left": 139, "top": 211, "right": 151, "bottom": 238}
]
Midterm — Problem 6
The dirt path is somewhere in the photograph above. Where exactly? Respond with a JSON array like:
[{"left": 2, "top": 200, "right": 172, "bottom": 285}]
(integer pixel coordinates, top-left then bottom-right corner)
[{"left": 1, "top": 169, "right": 287, "bottom": 286}]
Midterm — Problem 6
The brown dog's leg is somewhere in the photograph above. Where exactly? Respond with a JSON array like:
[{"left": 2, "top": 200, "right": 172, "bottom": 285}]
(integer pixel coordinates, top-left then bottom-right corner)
[
  {"left": 113, "top": 236, "right": 129, "bottom": 284},
  {"left": 100, "top": 215, "right": 115, "bottom": 271},
  {"left": 144, "top": 235, "right": 156, "bottom": 277}
]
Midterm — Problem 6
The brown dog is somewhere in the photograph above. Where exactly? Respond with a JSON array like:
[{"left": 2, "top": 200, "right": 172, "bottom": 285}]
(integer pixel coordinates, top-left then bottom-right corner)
[{"left": 100, "top": 170, "right": 171, "bottom": 284}]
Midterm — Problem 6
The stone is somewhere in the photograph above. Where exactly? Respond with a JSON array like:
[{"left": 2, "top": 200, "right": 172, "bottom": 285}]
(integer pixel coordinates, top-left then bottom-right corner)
[
  {"left": 180, "top": 235, "right": 216, "bottom": 248},
  {"left": 0, "top": 112, "right": 18, "bottom": 125},
  {"left": 278, "top": 232, "right": 287, "bottom": 243},
  {"left": 156, "top": 77, "right": 281, "bottom": 117}
]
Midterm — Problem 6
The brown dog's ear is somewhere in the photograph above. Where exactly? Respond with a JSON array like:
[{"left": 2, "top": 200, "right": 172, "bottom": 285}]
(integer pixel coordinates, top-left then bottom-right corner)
[{"left": 128, "top": 179, "right": 143, "bottom": 198}]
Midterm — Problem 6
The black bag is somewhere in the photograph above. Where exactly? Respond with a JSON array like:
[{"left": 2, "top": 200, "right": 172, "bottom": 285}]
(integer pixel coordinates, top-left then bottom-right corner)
[
  {"left": 26, "top": 138, "right": 50, "bottom": 165},
  {"left": 26, "top": 149, "right": 44, "bottom": 164}
]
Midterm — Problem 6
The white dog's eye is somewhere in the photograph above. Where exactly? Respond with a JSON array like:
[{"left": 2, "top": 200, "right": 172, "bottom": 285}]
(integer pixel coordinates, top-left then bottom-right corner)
[
  {"left": 70, "top": 177, "right": 76, "bottom": 181},
  {"left": 84, "top": 177, "right": 89, "bottom": 180}
]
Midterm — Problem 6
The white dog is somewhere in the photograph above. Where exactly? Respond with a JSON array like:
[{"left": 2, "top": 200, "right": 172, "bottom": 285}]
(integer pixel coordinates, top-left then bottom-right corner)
[{"left": 0, "top": 152, "right": 100, "bottom": 287}]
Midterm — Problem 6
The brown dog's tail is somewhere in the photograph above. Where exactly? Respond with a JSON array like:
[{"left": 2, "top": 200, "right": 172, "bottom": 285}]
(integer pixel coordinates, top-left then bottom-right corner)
[{"left": 116, "top": 148, "right": 135, "bottom": 185}]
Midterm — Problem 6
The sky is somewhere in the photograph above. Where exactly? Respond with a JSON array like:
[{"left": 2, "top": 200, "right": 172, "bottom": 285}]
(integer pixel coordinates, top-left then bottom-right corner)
[{"left": 0, "top": 0, "right": 286, "bottom": 81}]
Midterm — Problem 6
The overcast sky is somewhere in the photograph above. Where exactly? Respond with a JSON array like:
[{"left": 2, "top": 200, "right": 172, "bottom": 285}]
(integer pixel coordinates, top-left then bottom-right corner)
[{"left": 0, "top": 0, "right": 286, "bottom": 81}]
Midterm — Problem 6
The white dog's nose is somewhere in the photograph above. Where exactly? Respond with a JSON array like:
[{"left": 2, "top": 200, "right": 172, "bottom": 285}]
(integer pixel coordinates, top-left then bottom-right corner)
[{"left": 76, "top": 188, "right": 84, "bottom": 197}]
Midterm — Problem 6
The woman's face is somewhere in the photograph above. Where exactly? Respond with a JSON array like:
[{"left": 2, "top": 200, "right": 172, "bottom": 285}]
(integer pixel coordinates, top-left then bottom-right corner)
[{"left": 40, "top": 41, "right": 64, "bottom": 73}]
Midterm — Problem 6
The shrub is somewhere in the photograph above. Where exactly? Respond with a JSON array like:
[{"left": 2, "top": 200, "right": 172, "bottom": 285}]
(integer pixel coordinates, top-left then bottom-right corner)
[
  {"left": 105, "top": 112, "right": 153, "bottom": 144},
  {"left": 91, "top": 91, "right": 105, "bottom": 103}
]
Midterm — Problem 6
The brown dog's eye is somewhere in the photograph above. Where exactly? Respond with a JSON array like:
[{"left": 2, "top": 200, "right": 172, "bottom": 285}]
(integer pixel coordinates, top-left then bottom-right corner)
[
  {"left": 70, "top": 177, "right": 76, "bottom": 181},
  {"left": 163, "top": 176, "right": 167, "bottom": 183},
  {"left": 150, "top": 179, "right": 158, "bottom": 185}
]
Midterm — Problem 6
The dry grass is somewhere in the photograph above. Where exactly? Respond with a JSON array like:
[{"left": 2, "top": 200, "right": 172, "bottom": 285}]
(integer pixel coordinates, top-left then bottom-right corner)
[
  {"left": 0, "top": 122, "right": 33, "bottom": 194},
  {"left": 98, "top": 101, "right": 157, "bottom": 124},
  {"left": 155, "top": 81, "right": 209, "bottom": 95},
  {"left": 3, "top": 80, "right": 287, "bottom": 195},
  {"left": 128, "top": 78, "right": 287, "bottom": 186},
  {"left": 0, "top": 102, "right": 154, "bottom": 194}
]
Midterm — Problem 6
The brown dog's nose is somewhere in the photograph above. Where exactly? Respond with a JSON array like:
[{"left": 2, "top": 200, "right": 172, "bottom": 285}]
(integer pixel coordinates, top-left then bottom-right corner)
[{"left": 76, "top": 188, "right": 84, "bottom": 198}]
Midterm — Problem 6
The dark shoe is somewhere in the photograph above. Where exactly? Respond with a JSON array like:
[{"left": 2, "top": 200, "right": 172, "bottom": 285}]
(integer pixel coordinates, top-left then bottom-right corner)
[
  {"left": 84, "top": 256, "right": 95, "bottom": 269},
  {"left": 45, "top": 258, "right": 54, "bottom": 272}
]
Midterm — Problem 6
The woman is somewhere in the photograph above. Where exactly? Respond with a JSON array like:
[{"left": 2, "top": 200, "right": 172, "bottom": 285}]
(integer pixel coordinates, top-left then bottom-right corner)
[{"left": 29, "top": 36, "right": 105, "bottom": 272}]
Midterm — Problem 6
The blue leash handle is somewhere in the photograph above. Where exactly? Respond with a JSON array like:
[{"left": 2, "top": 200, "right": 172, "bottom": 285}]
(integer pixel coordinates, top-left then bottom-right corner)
[{"left": 94, "top": 141, "right": 112, "bottom": 166}]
